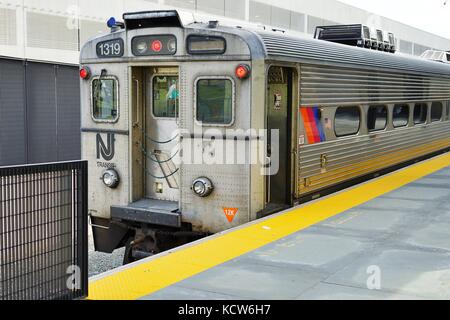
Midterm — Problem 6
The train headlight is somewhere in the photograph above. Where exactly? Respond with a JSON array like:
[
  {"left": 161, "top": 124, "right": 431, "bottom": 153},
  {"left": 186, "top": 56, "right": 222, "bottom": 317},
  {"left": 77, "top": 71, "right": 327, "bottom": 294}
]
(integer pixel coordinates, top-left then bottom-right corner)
[
  {"left": 191, "top": 177, "right": 214, "bottom": 197},
  {"left": 102, "top": 169, "right": 120, "bottom": 189},
  {"left": 167, "top": 39, "right": 176, "bottom": 53},
  {"left": 136, "top": 41, "right": 148, "bottom": 54}
]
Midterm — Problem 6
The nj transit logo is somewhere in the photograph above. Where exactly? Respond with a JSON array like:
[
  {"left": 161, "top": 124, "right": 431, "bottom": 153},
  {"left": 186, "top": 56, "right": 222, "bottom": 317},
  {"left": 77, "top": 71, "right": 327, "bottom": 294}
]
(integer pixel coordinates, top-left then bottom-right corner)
[{"left": 96, "top": 133, "right": 115, "bottom": 161}]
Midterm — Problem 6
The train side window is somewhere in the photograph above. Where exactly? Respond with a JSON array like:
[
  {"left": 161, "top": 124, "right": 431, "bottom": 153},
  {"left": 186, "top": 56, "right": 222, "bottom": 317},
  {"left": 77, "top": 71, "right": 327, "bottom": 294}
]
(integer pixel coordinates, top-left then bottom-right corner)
[
  {"left": 413, "top": 103, "right": 428, "bottom": 124},
  {"left": 431, "top": 102, "right": 443, "bottom": 122},
  {"left": 92, "top": 77, "right": 118, "bottom": 122},
  {"left": 392, "top": 104, "right": 409, "bottom": 127},
  {"left": 334, "top": 106, "right": 360, "bottom": 137},
  {"left": 195, "top": 78, "right": 234, "bottom": 125},
  {"left": 367, "top": 105, "right": 387, "bottom": 132},
  {"left": 153, "top": 75, "right": 179, "bottom": 118}
]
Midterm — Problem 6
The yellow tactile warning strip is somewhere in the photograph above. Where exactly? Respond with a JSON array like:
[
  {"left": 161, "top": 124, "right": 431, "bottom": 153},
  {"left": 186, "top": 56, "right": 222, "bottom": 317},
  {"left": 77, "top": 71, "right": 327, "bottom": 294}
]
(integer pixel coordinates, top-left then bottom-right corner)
[{"left": 88, "top": 152, "right": 450, "bottom": 300}]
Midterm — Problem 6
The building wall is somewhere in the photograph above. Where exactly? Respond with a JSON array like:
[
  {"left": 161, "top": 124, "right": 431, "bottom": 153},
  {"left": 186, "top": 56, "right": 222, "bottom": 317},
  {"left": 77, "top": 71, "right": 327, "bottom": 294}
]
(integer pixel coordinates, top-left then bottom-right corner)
[
  {"left": 1, "top": 0, "right": 449, "bottom": 65},
  {"left": 0, "top": 58, "right": 80, "bottom": 166}
]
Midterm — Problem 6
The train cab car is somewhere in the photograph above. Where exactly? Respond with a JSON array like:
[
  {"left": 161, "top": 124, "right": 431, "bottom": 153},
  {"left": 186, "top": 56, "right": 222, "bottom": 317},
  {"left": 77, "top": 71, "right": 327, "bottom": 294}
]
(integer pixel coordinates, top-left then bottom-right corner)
[{"left": 80, "top": 10, "right": 450, "bottom": 263}]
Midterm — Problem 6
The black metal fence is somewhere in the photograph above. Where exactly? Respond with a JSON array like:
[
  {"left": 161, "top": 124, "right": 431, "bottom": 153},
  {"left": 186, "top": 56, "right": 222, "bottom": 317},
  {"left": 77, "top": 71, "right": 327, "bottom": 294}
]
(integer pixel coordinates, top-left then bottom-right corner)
[{"left": 0, "top": 161, "right": 88, "bottom": 300}]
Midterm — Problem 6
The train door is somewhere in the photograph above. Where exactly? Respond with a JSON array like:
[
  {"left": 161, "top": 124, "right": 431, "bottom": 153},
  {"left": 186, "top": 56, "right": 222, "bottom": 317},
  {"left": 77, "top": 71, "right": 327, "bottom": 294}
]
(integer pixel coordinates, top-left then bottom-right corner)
[
  {"left": 265, "top": 66, "right": 294, "bottom": 211},
  {"left": 144, "top": 67, "right": 180, "bottom": 201}
]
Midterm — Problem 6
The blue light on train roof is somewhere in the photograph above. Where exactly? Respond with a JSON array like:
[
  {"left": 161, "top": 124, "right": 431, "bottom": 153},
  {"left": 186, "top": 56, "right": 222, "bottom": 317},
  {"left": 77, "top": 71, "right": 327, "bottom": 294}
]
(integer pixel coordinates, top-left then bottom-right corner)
[{"left": 107, "top": 17, "right": 117, "bottom": 28}]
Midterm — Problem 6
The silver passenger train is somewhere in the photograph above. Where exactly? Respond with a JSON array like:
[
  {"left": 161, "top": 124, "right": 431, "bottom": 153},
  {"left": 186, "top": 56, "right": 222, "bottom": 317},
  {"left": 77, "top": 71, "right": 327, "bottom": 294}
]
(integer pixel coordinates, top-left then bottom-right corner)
[{"left": 80, "top": 10, "right": 450, "bottom": 262}]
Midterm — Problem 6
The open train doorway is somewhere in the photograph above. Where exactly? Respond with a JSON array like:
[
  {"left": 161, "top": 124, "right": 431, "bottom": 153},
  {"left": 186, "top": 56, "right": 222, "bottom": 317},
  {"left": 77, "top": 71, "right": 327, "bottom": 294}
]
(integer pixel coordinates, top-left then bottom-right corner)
[
  {"left": 124, "top": 66, "right": 183, "bottom": 262},
  {"left": 144, "top": 67, "right": 180, "bottom": 202},
  {"left": 264, "top": 66, "right": 295, "bottom": 214},
  {"left": 130, "top": 66, "right": 180, "bottom": 203}
]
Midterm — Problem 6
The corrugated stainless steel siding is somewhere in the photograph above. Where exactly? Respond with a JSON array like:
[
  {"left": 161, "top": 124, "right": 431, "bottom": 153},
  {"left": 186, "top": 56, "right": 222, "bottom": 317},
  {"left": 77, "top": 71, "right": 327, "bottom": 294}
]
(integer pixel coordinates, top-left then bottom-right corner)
[
  {"left": 258, "top": 33, "right": 450, "bottom": 78},
  {"left": 300, "top": 65, "right": 450, "bottom": 106},
  {"left": 256, "top": 31, "right": 450, "bottom": 196},
  {"left": 298, "top": 123, "right": 450, "bottom": 194}
]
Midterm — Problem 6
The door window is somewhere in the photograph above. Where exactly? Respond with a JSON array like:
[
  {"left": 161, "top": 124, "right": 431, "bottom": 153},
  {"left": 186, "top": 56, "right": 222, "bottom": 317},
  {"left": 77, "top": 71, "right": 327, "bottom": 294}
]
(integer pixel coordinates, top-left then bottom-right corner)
[{"left": 153, "top": 75, "right": 179, "bottom": 118}]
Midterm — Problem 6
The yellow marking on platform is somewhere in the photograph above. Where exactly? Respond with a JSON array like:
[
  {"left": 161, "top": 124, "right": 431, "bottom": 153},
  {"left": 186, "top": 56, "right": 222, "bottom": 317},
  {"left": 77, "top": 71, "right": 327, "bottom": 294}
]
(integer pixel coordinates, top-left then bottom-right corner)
[{"left": 88, "top": 153, "right": 450, "bottom": 300}]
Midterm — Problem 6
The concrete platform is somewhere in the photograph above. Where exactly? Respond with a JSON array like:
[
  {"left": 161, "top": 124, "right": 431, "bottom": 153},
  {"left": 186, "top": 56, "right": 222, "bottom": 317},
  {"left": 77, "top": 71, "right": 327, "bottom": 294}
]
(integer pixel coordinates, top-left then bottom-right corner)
[{"left": 88, "top": 153, "right": 450, "bottom": 300}]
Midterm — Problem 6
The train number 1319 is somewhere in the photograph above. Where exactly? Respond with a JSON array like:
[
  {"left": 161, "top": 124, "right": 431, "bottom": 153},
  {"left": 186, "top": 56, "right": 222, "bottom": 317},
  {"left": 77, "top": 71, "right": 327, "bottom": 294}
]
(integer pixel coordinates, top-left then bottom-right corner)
[{"left": 96, "top": 39, "right": 124, "bottom": 58}]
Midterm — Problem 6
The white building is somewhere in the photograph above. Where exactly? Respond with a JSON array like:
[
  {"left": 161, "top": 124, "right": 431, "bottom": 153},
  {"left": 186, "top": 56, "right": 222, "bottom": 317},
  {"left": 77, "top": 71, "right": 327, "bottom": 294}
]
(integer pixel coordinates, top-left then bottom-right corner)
[{"left": 1, "top": 0, "right": 450, "bottom": 65}]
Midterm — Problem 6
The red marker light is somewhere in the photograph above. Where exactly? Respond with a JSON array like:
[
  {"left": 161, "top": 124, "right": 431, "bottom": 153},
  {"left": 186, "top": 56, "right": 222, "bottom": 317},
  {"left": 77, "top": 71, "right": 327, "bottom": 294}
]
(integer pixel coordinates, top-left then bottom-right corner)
[
  {"left": 236, "top": 64, "right": 250, "bottom": 79},
  {"left": 151, "top": 40, "right": 163, "bottom": 52},
  {"left": 79, "top": 67, "right": 90, "bottom": 80}
]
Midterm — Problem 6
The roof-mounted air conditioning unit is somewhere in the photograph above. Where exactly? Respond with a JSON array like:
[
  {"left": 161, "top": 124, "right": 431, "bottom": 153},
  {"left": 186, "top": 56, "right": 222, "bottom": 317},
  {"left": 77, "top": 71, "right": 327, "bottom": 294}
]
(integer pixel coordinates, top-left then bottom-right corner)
[
  {"left": 421, "top": 50, "right": 450, "bottom": 63},
  {"left": 315, "top": 24, "right": 396, "bottom": 53}
]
